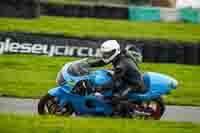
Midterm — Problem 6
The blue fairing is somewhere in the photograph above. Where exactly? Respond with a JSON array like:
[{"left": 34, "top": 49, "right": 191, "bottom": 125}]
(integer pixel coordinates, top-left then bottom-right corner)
[
  {"left": 130, "top": 72, "right": 178, "bottom": 101},
  {"left": 48, "top": 85, "right": 71, "bottom": 96},
  {"left": 48, "top": 86, "right": 113, "bottom": 115},
  {"left": 59, "top": 63, "right": 112, "bottom": 89},
  {"left": 48, "top": 64, "right": 113, "bottom": 115},
  {"left": 91, "top": 70, "right": 112, "bottom": 87}
]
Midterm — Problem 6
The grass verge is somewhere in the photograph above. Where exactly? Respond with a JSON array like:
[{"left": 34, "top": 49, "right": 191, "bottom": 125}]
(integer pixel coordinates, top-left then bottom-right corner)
[
  {"left": 0, "top": 54, "right": 200, "bottom": 106},
  {"left": 48, "top": 0, "right": 81, "bottom": 5},
  {"left": 0, "top": 16, "right": 200, "bottom": 42},
  {"left": 47, "top": 0, "right": 128, "bottom": 6},
  {"left": 0, "top": 114, "right": 200, "bottom": 133}
]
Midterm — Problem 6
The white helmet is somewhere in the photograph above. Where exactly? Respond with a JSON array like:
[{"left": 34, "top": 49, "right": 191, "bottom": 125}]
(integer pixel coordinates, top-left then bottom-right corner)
[{"left": 100, "top": 40, "right": 121, "bottom": 63}]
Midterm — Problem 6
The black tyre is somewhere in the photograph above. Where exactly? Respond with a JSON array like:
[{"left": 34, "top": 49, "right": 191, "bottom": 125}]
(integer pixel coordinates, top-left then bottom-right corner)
[
  {"left": 145, "top": 97, "right": 165, "bottom": 120},
  {"left": 38, "top": 94, "right": 73, "bottom": 115},
  {"left": 155, "top": 97, "right": 165, "bottom": 117},
  {"left": 129, "top": 97, "right": 165, "bottom": 120}
]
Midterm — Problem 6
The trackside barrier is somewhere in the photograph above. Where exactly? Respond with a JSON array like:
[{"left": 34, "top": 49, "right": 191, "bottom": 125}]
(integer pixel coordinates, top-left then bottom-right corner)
[
  {"left": 0, "top": 0, "right": 40, "bottom": 19},
  {"left": 128, "top": 6, "right": 161, "bottom": 21},
  {"left": 160, "top": 8, "right": 179, "bottom": 22},
  {"left": 175, "top": 45, "right": 185, "bottom": 64},
  {"left": 1, "top": 1, "right": 199, "bottom": 23},
  {"left": 179, "top": 7, "right": 200, "bottom": 23},
  {"left": 184, "top": 45, "right": 199, "bottom": 64},
  {"left": 40, "top": 3, "right": 128, "bottom": 19},
  {"left": 0, "top": 32, "right": 200, "bottom": 65},
  {"left": 128, "top": 6, "right": 200, "bottom": 23}
]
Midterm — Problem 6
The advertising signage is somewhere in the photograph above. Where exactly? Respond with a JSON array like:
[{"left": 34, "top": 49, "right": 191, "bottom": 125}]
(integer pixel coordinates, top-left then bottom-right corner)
[{"left": 0, "top": 34, "right": 140, "bottom": 58}]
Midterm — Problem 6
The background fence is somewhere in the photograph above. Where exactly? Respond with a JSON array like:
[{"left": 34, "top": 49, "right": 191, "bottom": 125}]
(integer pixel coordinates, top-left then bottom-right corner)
[
  {"left": 0, "top": 0, "right": 199, "bottom": 23},
  {"left": 40, "top": 3, "right": 128, "bottom": 19},
  {"left": 128, "top": 6, "right": 200, "bottom": 23},
  {"left": 41, "top": 2, "right": 200, "bottom": 23},
  {"left": 0, "top": 0, "right": 40, "bottom": 18}
]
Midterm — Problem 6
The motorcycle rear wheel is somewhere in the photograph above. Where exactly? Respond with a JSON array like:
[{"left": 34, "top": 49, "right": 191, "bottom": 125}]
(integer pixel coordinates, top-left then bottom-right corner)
[{"left": 130, "top": 97, "right": 165, "bottom": 120}]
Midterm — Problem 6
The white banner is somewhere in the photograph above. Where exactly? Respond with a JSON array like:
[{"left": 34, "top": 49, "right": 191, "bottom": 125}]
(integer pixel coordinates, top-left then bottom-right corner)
[
  {"left": 0, "top": 38, "right": 139, "bottom": 57},
  {"left": 176, "top": 0, "right": 200, "bottom": 8},
  {"left": 0, "top": 38, "right": 100, "bottom": 57}
]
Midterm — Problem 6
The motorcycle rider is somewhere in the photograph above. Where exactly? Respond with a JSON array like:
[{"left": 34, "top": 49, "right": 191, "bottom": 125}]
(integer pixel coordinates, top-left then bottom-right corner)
[
  {"left": 87, "top": 40, "right": 147, "bottom": 100},
  {"left": 86, "top": 40, "right": 146, "bottom": 116}
]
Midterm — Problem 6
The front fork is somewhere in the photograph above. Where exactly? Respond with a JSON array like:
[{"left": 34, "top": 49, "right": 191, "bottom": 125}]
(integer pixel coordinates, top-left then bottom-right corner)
[{"left": 48, "top": 86, "right": 71, "bottom": 111}]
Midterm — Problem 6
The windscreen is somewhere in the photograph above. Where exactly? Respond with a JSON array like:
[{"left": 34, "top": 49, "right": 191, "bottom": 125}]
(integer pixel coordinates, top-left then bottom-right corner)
[{"left": 67, "top": 59, "right": 91, "bottom": 76}]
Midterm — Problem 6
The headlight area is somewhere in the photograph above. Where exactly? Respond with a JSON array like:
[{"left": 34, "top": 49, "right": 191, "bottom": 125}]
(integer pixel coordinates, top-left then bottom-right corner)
[
  {"left": 56, "top": 71, "right": 67, "bottom": 86},
  {"left": 171, "top": 79, "right": 178, "bottom": 89}
]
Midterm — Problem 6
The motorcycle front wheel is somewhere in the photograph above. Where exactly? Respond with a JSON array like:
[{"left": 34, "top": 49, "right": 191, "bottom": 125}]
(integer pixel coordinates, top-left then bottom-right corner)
[{"left": 38, "top": 94, "right": 73, "bottom": 116}]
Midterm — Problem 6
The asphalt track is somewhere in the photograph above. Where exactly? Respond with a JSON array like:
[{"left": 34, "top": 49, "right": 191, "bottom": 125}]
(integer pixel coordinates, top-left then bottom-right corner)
[{"left": 0, "top": 97, "right": 200, "bottom": 123}]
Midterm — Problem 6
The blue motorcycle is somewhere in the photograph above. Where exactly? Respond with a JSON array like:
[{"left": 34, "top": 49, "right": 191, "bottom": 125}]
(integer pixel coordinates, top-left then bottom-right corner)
[{"left": 38, "top": 59, "right": 178, "bottom": 119}]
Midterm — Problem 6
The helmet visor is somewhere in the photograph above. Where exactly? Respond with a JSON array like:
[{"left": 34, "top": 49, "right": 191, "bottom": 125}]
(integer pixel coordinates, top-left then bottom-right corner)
[{"left": 102, "top": 49, "right": 116, "bottom": 59}]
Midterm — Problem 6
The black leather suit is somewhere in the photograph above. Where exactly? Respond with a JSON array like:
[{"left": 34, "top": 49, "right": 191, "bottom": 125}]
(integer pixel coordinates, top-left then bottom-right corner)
[{"left": 87, "top": 49, "right": 146, "bottom": 98}]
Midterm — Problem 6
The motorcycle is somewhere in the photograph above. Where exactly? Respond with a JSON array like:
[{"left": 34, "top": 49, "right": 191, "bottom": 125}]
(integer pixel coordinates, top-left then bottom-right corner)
[{"left": 38, "top": 59, "right": 178, "bottom": 119}]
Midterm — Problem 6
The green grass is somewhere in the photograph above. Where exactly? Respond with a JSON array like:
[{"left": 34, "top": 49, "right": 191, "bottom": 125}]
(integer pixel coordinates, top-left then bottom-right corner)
[
  {"left": 47, "top": 0, "right": 129, "bottom": 6},
  {"left": 0, "top": 16, "right": 200, "bottom": 42},
  {"left": 0, "top": 114, "right": 200, "bottom": 133},
  {"left": 48, "top": 0, "right": 81, "bottom": 4},
  {"left": 0, "top": 54, "right": 200, "bottom": 106}
]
